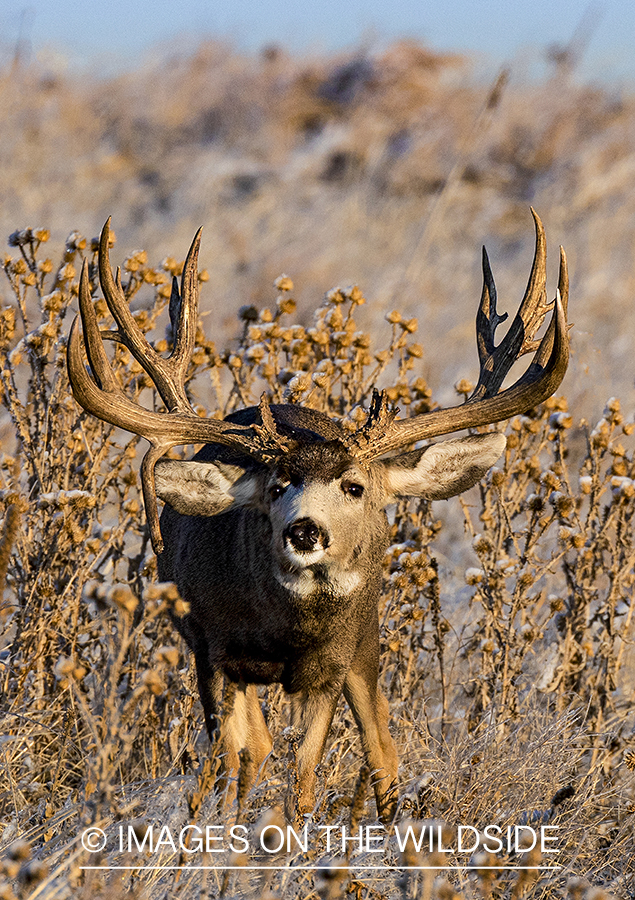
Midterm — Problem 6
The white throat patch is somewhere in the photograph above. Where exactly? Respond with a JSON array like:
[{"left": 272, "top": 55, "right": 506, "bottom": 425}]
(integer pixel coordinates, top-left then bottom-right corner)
[{"left": 274, "top": 565, "right": 362, "bottom": 598}]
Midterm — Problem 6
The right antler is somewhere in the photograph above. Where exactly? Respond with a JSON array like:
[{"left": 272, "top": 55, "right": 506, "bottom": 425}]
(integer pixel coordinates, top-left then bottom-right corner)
[
  {"left": 346, "top": 209, "right": 569, "bottom": 459},
  {"left": 68, "top": 220, "right": 291, "bottom": 551}
]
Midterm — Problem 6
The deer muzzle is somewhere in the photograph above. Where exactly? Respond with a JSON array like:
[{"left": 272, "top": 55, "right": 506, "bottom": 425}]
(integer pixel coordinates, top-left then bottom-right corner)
[{"left": 284, "top": 518, "right": 329, "bottom": 553}]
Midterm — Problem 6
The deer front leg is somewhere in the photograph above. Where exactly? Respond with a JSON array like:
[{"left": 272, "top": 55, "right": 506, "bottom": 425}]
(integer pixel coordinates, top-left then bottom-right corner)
[
  {"left": 195, "top": 656, "right": 272, "bottom": 805},
  {"left": 287, "top": 688, "right": 341, "bottom": 821},
  {"left": 221, "top": 681, "right": 273, "bottom": 789},
  {"left": 243, "top": 683, "right": 274, "bottom": 777},
  {"left": 193, "top": 651, "right": 224, "bottom": 742},
  {"left": 343, "top": 664, "right": 399, "bottom": 824},
  {"left": 193, "top": 657, "right": 236, "bottom": 802}
]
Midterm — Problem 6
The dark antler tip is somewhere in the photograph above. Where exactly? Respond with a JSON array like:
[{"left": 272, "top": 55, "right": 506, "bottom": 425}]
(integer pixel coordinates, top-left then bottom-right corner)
[
  {"left": 187, "top": 227, "right": 203, "bottom": 258},
  {"left": 529, "top": 207, "right": 545, "bottom": 234},
  {"left": 99, "top": 218, "right": 114, "bottom": 261}
]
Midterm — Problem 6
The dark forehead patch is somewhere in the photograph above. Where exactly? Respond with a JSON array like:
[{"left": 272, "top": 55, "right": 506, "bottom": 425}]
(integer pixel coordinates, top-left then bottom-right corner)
[{"left": 276, "top": 440, "right": 356, "bottom": 482}]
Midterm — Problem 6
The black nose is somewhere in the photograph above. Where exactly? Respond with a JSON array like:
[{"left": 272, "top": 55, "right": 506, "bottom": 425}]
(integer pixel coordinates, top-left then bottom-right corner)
[{"left": 285, "top": 518, "right": 327, "bottom": 552}]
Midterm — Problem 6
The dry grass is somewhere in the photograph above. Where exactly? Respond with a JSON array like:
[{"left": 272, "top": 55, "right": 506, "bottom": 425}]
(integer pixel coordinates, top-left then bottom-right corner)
[{"left": 0, "top": 37, "right": 635, "bottom": 900}]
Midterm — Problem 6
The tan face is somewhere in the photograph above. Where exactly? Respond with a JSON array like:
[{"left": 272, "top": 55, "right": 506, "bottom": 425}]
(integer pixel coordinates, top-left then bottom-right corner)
[{"left": 265, "top": 460, "right": 378, "bottom": 597}]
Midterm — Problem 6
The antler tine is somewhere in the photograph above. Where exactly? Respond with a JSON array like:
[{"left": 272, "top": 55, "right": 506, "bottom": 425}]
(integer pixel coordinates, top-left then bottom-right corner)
[
  {"left": 98, "top": 220, "right": 162, "bottom": 392},
  {"left": 517, "top": 245, "right": 568, "bottom": 382},
  {"left": 558, "top": 244, "right": 569, "bottom": 317},
  {"left": 250, "top": 393, "right": 296, "bottom": 460},
  {"left": 98, "top": 219, "right": 192, "bottom": 412},
  {"left": 77, "top": 259, "right": 120, "bottom": 394},
  {"left": 475, "top": 245, "right": 508, "bottom": 370},
  {"left": 344, "top": 389, "right": 397, "bottom": 454},
  {"left": 517, "top": 207, "right": 550, "bottom": 347},
  {"left": 350, "top": 210, "right": 569, "bottom": 461},
  {"left": 140, "top": 444, "right": 174, "bottom": 553},
  {"left": 471, "top": 207, "right": 550, "bottom": 402},
  {"left": 168, "top": 226, "right": 202, "bottom": 379}
]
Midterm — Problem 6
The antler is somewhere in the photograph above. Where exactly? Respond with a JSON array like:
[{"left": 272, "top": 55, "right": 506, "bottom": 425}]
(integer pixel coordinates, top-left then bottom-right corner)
[
  {"left": 67, "top": 219, "right": 290, "bottom": 552},
  {"left": 347, "top": 209, "right": 569, "bottom": 460}
]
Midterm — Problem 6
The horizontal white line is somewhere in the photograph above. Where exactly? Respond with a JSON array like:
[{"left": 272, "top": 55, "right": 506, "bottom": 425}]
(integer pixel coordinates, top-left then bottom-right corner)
[{"left": 80, "top": 865, "right": 562, "bottom": 872}]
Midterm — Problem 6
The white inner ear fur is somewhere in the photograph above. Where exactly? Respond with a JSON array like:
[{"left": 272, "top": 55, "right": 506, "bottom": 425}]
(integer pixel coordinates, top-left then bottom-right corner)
[
  {"left": 155, "top": 459, "right": 261, "bottom": 516},
  {"left": 383, "top": 432, "right": 506, "bottom": 500}
]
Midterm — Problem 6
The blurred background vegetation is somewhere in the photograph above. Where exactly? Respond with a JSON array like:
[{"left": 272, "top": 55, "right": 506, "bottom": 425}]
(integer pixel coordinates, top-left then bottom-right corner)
[{"left": 1, "top": 38, "right": 634, "bottom": 421}]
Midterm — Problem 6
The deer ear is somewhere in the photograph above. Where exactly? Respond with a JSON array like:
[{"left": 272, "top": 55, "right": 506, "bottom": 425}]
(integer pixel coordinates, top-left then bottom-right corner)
[
  {"left": 154, "top": 459, "right": 262, "bottom": 516},
  {"left": 382, "top": 433, "right": 506, "bottom": 500}
]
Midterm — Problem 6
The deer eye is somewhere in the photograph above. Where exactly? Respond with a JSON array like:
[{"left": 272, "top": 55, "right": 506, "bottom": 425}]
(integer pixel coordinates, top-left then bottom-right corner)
[
  {"left": 342, "top": 481, "right": 364, "bottom": 498},
  {"left": 269, "top": 484, "right": 286, "bottom": 501}
]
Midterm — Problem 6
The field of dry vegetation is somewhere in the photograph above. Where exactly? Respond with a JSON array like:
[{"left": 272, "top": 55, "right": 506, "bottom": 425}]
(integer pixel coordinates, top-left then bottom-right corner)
[{"left": 0, "top": 36, "right": 634, "bottom": 900}]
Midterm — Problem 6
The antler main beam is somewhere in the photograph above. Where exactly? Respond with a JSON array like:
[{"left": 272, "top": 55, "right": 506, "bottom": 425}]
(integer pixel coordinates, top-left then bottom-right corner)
[{"left": 348, "top": 209, "right": 569, "bottom": 460}]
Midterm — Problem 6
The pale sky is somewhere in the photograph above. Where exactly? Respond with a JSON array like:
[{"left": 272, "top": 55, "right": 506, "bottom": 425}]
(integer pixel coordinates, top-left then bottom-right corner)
[{"left": 2, "top": 0, "right": 634, "bottom": 84}]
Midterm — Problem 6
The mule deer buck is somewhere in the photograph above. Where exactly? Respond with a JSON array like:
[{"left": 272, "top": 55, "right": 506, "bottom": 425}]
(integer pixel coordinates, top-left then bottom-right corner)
[{"left": 68, "top": 210, "right": 568, "bottom": 823}]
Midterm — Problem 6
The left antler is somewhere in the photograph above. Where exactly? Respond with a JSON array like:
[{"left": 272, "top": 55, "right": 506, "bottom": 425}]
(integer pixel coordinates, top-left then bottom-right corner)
[{"left": 68, "top": 220, "right": 294, "bottom": 551}]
